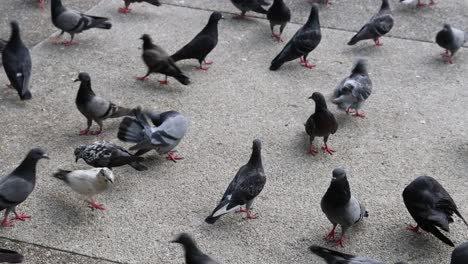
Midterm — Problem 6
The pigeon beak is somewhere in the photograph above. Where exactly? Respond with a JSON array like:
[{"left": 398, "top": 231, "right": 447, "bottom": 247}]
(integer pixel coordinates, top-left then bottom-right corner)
[
  {"left": 308, "top": 96, "right": 313, "bottom": 99},
  {"left": 108, "top": 178, "right": 114, "bottom": 184},
  {"left": 42, "top": 154, "right": 50, "bottom": 159},
  {"left": 74, "top": 78, "right": 80, "bottom": 82},
  {"left": 170, "top": 239, "right": 177, "bottom": 243}
]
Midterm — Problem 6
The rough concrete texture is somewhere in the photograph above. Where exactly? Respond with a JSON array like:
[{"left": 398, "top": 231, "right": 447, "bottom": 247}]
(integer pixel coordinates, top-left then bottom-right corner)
[{"left": 0, "top": 0, "right": 467, "bottom": 263}]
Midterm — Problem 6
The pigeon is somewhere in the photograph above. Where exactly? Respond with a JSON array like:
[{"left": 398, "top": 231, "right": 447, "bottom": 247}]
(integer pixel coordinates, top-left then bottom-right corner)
[
  {"left": 2, "top": 21, "right": 32, "bottom": 101},
  {"left": 321, "top": 168, "right": 368, "bottom": 247},
  {"left": 205, "top": 139, "right": 266, "bottom": 224},
  {"left": 347, "top": 0, "right": 393, "bottom": 46},
  {"left": 53, "top": 167, "right": 114, "bottom": 210},
  {"left": 452, "top": 241, "right": 468, "bottom": 264},
  {"left": 399, "top": 0, "right": 436, "bottom": 7},
  {"left": 74, "top": 72, "right": 136, "bottom": 136},
  {"left": 137, "top": 34, "right": 190, "bottom": 85},
  {"left": 118, "top": 0, "right": 161, "bottom": 14},
  {"left": 117, "top": 108, "right": 188, "bottom": 162},
  {"left": 38, "top": 0, "right": 45, "bottom": 8},
  {"left": 0, "top": 249, "right": 24, "bottom": 263},
  {"left": 74, "top": 141, "right": 147, "bottom": 171},
  {"left": 270, "top": 4, "right": 321, "bottom": 70},
  {"left": 267, "top": 0, "right": 291, "bottom": 42},
  {"left": 172, "top": 233, "right": 220, "bottom": 264},
  {"left": 50, "top": 0, "right": 112, "bottom": 46},
  {"left": 331, "top": 59, "right": 372, "bottom": 118},
  {"left": 230, "top": 0, "right": 270, "bottom": 18},
  {"left": 402, "top": 176, "right": 468, "bottom": 247},
  {"left": 310, "top": 245, "right": 406, "bottom": 264},
  {"left": 170, "top": 12, "right": 223, "bottom": 70},
  {"left": 435, "top": 24, "right": 467, "bottom": 64},
  {"left": 305, "top": 92, "right": 338, "bottom": 155},
  {"left": 0, "top": 148, "right": 48, "bottom": 227}
]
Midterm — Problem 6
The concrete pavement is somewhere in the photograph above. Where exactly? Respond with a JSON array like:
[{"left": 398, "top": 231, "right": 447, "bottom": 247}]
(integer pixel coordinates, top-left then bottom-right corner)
[{"left": 0, "top": 0, "right": 467, "bottom": 263}]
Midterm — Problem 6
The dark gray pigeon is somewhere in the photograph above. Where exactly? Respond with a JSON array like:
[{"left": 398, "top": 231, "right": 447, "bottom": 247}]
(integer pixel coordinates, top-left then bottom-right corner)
[
  {"left": 403, "top": 176, "right": 468, "bottom": 247},
  {"left": 0, "top": 148, "right": 48, "bottom": 227},
  {"left": 51, "top": 0, "right": 112, "bottom": 46},
  {"left": 117, "top": 108, "right": 188, "bottom": 162},
  {"left": 172, "top": 233, "right": 220, "bottom": 264},
  {"left": 137, "top": 34, "right": 190, "bottom": 85},
  {"left": 74, "top": 141, "right": 147, "bottom": 171},
  {"left": 436, "top": 24, "right": 467, "bottom": 64},
  {"left": 267, "top": 0, "right": 291, "bottom": 42},
  {"left": 347, "top": 0, "right": 393, "bottom": 46},
  {"left": 310, "top": 245, "right": 406, "bottom": 264},
  {"left": 270, "top": 4, "right": 321, "bottom": 70},
  {"left": 0, "top": 248, "right": 24, "bottom": 263},
  {"left": 331, "top": 59, "right": 372, "bottom": 118},
  {"left": 451, "top": 241, "right": 468, "bottom": 264},
  {"left": 2, "top": 21, "right": 32, "bottom": 100},
  {"left": 118, "top": 0, "right": 161, "bottom": 13},
  {"left": 205, "top": 139, "right": 266, "bottom": 224},
  {"left": 230, "top": 0, "right": 270, "bottom": 18},
  {"left": 321, "top": 168, "right": 368, "bottom": 247},
  {"left": 305, "top": 92, "right": 338, "bottom": 155},
  {"left": 74, "top": 72, "right": 136, "bottom": 135},
  {"left": 170, "top": 12, "right": 223, "bottom": 70}
]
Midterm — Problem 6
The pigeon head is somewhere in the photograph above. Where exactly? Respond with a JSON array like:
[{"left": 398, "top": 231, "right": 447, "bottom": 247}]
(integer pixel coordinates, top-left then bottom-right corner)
[
  {"left": 171, "top": 233, "right": 196, "bottom": 246},
  {"left": 74, "top": 72, "right": 91, "bottom": 83},
  {"left": 98, "top": 168, "right": 114, "bottom": 184},
  {"left": 247, "top": 139, "right": 263, "bottom": 167},
  {"left": 74, "top": 145, "right": 86, "bottom": 162},
  {"left": 324, "top": 168, "right": 351, "bottom": 207},
  {"left": 8, "top": 20, "right": 23, "bottom": 46},
  {"left": 27, "top": 148, "right": 49, "bottom": 160},
  {"left": 352, "top": 59, "right": 368, "bottom": 75},
  {"left": 332, "top": 168, "right": 346, "bottom": 181},
  {"left": 305, "top": 4, "right": 320, "bottom": 28},
  {"left": 442, "top": 24, "right": 451, "bottom": 31},
  {"left": 309, "top": 92, "right": 328, "bottom": 110},
  {"left": 209, "top": 12, "right": 223, "bottom": 23}
]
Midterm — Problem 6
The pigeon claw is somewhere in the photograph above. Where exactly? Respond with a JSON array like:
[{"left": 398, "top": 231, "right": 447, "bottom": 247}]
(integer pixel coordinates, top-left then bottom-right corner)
[
  {"left": 199, "top": 65, "right": 209, "bottom": 71},
  {"left": 416, "top": 0, "right": 426, "bottom": 6},
  {"left": 407, "top": 224, "right": 420, "bottom": 233},
  {"left": 11, "top": 213, "right": 30, "bottom": 221},
  {"left": 118, "top": 7, "right": 132, "bottom": 13},
  {"left": 244, "top": 211, "right": 258, "bottom": 220},
  {"left": 440, "top": 50, "right": 450, "bottom": 57},
  {"left": 236, "top": 207, "right": 248, "bottom": 213},
  {"left": 373, "top": 38, "right": 383, "bottom": 46},
  {"left": 79, "top": 129, "right": 90, "bottom": 136},
  {"left": 322, "top": 145, "right": 335, "bottom": 155},
  {"left": 203, "top": 59, "right": 213, "bottom": 65},
  {"left": 90, "top": 130, "right": 102, "bottom": 136},
  {"left": 1, "top": 218, "right": 13, "bottom": 227},
  {"left": 136, "top": 76, "right": 148, "bottom": 81},
  {"left": 87, "top": 200, "right": 106, "bottom": 210},
  {"left": 165, "top": 152, "right": 184, "bottom": 163},
  {"left": 445, "top": 57, "right": 454, "bottom": 64},
  {"left": 309, "top": 146, "right": 318, "bottom": 155},
  {"left": 38, "top": 0, "right": 45, "bottom": 8},
  {"left": 63, "top": 41, "right": 76, "bottom": 46},
  {"left": 335, "top": 235, "right": 345, "bottom": 247},
  {"left": 429, "top": 0, "right": 435, "bottom": 5},
  {"left": 325, "top": 225, "right": 336, "bottom": 241},
  {"left": 352, "top": 111, "right": 366, "bottom": 118},
  {"left": 271, "top": 33, "right": 283, "bottom": 42},
  {"left": 50, "top": 36, "right": 62, "bottom": 43},
  {"left": 159, "top": 79, "right": 169, "bottom": 85}
]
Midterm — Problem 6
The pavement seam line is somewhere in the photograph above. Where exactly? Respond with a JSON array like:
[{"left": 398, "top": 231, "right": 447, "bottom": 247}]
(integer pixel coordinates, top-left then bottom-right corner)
[
  {"left": 160, "top": 1, "right": 468, "bottom": 49},
  {"left": 0, "top": 236, "right": 126, "bottom": 264}
]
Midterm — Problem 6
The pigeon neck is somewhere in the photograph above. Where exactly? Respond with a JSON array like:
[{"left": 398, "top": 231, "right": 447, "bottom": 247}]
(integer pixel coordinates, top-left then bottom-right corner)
[
  {"left": 314, "top": 99, "right": 328, "bottom": 112},
  {"left": 183, "top": 243, "right": 203, "bottom": 262},
  {"left": 51, "top": 0, "right": 65, "bottom": 18},
  {"left": 7, "top": 24, "right": 24, "bottom": 48},
  {"left": 12, "top": 155, "right": 39, "bottom": 182},
  {"left": 305, "top": 8, "right": 320, "bottom": 29},
  {"left": 247, "top": 145, "right": 262, "bottom": 168},
  {"left": 324, "top": 179, "right": 351, "bottom": 207},
  {"left": 77, "top": 81, "right": 95, "bottom": 102},
  {"left": 380, "top": 0, "right": 390, "bottom": 11},
  {"left": 201, "top": 19, "right": 219, "bottom": 36},
  {"left": 352, "top": 63, "right": 367, "bottom": 76},
  {"left": 142, "top": 40, "right": 156, "bottom": 51}
]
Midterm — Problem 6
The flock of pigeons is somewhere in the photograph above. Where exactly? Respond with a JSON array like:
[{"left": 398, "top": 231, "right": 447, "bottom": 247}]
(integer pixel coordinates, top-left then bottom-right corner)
[{"left": 0, "top": 0, "right": 467, "bottom": 263}]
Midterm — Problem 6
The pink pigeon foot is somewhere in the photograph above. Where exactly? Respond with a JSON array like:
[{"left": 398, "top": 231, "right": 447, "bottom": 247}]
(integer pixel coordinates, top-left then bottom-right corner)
[
  {"left": 165, "top": 151, "right": 184, "bottom": 162},
  {"left": 79, "top": 129, "right": 90, "bottom": 136},
  {"left": 353, "top": 111, "right": 366, "bottom": 118},
  {"left": 199, "top": 64, "right": 209, "bottom": 70},
  {"left": 244, "top": 211, "right": 258, "bottom": 219},
  {"left": 11, "top": 213, "right": 30, "bottom": 221},
  {"left": 407, "top": 225, "right": 420, "bottom": 232},
  {"left": 63, "top": 41, "right": 76, "bottom": 46},
  {"left": 118, "top": 7, "right": 131, "bottom": 13},
  {"left": 236, "top": 207, "right": 248, "bottom": 213},
  {"left": 1, "top": 218, "right": 13, "bottom": 227},
  {"left": 309, "top": 146, "right": 318, "bottom": 155},
  {"left": 38, "top": 0, "right": 45, "bottom": 8},
  {"left": 203, "top": 59, "right": 213, "bottom": 65},
  {"left": 445, "top": 57, "right": 454, "bottom": 64},
  {"left": 272, "top": 33, "right": 283, "bottom": 42},
  {"left": 50, "top": 35, "right": 62, "bottom": 43},
  {"left": 87, "top": 200, "right": 106, "bottom": 210},
  {"left": 374, "top": 39, "right": 383, "bottom": 46},
  {"left": 325, "top": 226, "right": 336, "bottom": 241},
  {"left": 159, "top": 79, "right": 168, "bottom": 85},
  {"left": 440, "top": 50, "right": 450, "bottom": 57},
  {"left": 335, "top": 235, "right": 345, "bottom": 247},
  {"left": 90, "top": 130, "right": 102, "bottom": 135},
  {"left": 322, "top": 144, "right": 335, "bottom": 155},
  {"left": 136, "top": 76, "right": 148, "bottom": 81},
  {"left": 429, "top": 0, "right": 435, "bottom": 5}
]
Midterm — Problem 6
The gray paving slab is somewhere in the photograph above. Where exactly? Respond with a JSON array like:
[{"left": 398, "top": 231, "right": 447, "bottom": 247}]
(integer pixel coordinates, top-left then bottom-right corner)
[
  {"left": 162, "top": 0, "right": 468, "bottom": 43},
  {"left": 0, "top": 0, "right": 467, "bottom": 263}
]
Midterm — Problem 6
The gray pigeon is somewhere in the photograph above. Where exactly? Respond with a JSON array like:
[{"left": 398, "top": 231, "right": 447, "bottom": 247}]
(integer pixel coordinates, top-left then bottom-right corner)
[
  {"left": 74, "top": 72, "right": 136, "bottom": 135},
  {"left": 321, "top": 168, "right": 368, "bottom": 247},
  {"left": 118, "top": 0, "right": 161, "bottom": 13},
  {"left": 230, "top": 0, "right": 270, "bottom": 18},
  {"left": 305, "top": 92, "right": 338, "bottom": 155},
  {"left": 331, "top": 59, "right": 372, "bottom": 118},
  {"left": 0, "top": 248, "right": 24, "bottom": 263},
  {"left": 51, "top": 0, "right": 112, "bottom": 45},
  {"left": 117, "top": 108, "right": 188, "bottom": 162},
  {"left": 74, "top": 141, "right": 147, "bottom": 171},
  {"left": 403, "top": 176, "right": 468, "bottom": 247},
  {"left": 267, "top": 0, "right": 291, "bottom": 42},
  {"left": 170, "top": 12, "right": 223, "bottom": 70},
  {"left": 205, "top": 139, "right": 266, "bottom": 224},
  {"left": 0, "top": 148, "right": 49, "bottom": 227},
  {"left": 435, "top": 24, "right": 467, "bottom": 64},
  {"left": 270, "top": 4, "right": 321, "bottom": 70},
  {"left": 138, "top": 34, "right": 190, "bottom": 85},
  {"left": 451, "top": 241, "right": 468, "bottom": 264},
  {"left": 172, "top": 233, "right": 220, "bottom": 264},
  {"left": 347, "top": 0, "right": 393, "bottom": 46},
  {"left": 310, "top": 245, "right": 406, "bottom": 264},
  {"left": 2, "top": 21, "right": 32, "bottom": 100}
]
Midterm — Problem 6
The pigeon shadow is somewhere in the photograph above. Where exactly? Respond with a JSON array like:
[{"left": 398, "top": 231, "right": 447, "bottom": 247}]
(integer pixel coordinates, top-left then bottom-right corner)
[
  {"left": 44, "top": 192, "right": 90, "bottom": 227},
  {"left": 342, "top": 44, "right": 385, "bottom": 57}
]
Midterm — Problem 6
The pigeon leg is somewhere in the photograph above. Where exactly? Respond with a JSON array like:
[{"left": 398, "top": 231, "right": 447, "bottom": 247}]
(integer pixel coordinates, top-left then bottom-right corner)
[
  {"left": 38, "top": 0, "right": 45, "bottom": 8},
  {"left": 429, "top": 0, "right": 435, "bottom": 5},
  {"left": 79, "top": 119, "right": 92, "bottom": 135},
  {"left": 199, "top": 63, "right": 209, "bottom": 71},
  {"left": 11, "top": 211, "right": 30, "bottom": 221},
  {"left": 325, "top": 224, "right": 337, "bottom": 240},
  {"left": 272, "top": 33, "right": 283, "bottom": 42},
  {"left": 352, "top": 110, "right": 366, "bottom": 118},
  {"left": 233, "top": 11, "right": 246, "bottom": 19},
  {"left": 203, "top": 59, "right": 213, "bottom": 65},
  {"left": 50, "top": 31, "right": 64, "bottom": 43},
  {"left": 301, "top": 55, "right": 315, "bottom": 69},
  {"left": 159, "top": 76, "right": 169, "bottom": 85},
  {"left": 416, "top": 0, "right": 426, "bottom": 6},
  {"left": 373, "top": 38, "right": 383, "bottom": 46},
  {"left": 309, "top": 146, "right": 318, "bottom": 155},
  {"left": 440, "top": 50, "right": 450, "bottom": 57},
  {"left": 136, "top": 71, "right": 150, "bottom": 81},
  {"left": 445, "top": 56, "right": 454, "bottom": 64},
  {"left": 118, "top": 3, "right": 132, "bottom": 13},
  {"left": 165, "top": 150, "right": 184, "bottom": 162},
  {"left": 63, "top": 34, "right": 76, "bottom": 46},
  {"left": 87, "top": 200, "right": 106, "bottom": 210},
  {"left": 1, "top": 209, "right": 13, "bottom": 227},
  {"left": 322, "top": 144, "right": 335, "bottom": 155},
  {"left": 407, "top": 224, "right": 420, "bottom": 232},
  {"left": 91, "top": 121, "right": 103, "bottom": 135},
  {"left": 335, "top": 234, "right": 345, "bottom": 247}
]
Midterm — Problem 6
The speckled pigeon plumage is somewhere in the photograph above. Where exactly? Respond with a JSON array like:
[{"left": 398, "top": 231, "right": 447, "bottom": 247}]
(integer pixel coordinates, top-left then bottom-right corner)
[{"left": 436, "top": 24, "right": 467, "bottom": 64}]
